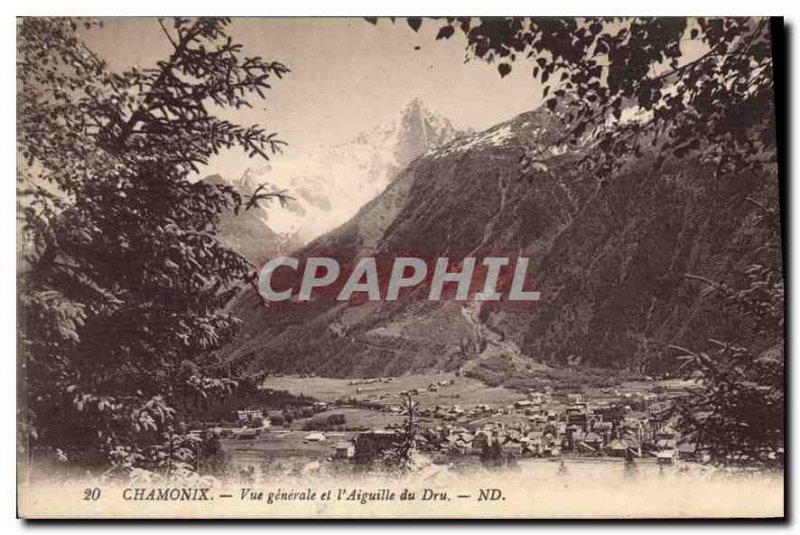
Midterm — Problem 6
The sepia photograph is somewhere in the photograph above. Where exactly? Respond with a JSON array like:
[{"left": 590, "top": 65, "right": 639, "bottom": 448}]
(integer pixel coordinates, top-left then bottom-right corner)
[{"left": 14, "top": 11, "right": 786, "bottom": 520}]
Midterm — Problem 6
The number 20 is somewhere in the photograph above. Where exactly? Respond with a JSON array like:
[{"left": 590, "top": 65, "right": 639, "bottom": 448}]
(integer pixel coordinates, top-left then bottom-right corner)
[{"left": 82, "top": 487, "right": 101, "bottom": 501}]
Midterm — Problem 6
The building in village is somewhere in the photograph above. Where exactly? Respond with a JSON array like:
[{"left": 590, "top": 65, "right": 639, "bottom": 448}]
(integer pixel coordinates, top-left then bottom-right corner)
[
  {"left": 333, "top": 441, "right": 355, "bottom": 459},
  {"left": 321, "top": 380, "right": 692, "bottom": 466},
  {"left": 237, "top": 408, "right": 264, "bottom": 421}
]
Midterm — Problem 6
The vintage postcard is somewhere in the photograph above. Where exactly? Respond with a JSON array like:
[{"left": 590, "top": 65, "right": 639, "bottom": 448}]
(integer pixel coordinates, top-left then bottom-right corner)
[{"left": 16, "top": 16, "right": 784, "bottom": 519}]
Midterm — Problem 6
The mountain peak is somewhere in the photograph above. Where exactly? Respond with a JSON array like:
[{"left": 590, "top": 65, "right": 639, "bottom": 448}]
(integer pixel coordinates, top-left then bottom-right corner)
[
  {"left": 400, "top": 97, "right": 427, "bottom": 115},
  {"left": 398, "top": 97, "right": 449, "bottom": 126},
  {"left": 388, "top": 99, "right": 462, "bottom": 164},
  {"left": 213, "top": 101, "right": 467, "bottom": 247}
]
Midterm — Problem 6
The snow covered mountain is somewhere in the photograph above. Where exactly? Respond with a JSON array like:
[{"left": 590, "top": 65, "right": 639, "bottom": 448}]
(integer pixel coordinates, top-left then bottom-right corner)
[
  {"left": 226, "top": 106, "right": 780, "bottom": 378},
  {"left": 225, "top": 98, "right": 468, "bottom": 246}
]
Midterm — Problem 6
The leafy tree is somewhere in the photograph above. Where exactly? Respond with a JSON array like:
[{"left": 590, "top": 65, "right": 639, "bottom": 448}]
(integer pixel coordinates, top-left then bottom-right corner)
[
  {"left": 270, "top": 414, "right": 285, "bottom": 427},
  {"left": 670, "top": 175, "right": 783, "bottom": 469},
  {"left": 671, "top": 259, "right": 783, "bottom": 468},
  {"left": 198, "top": 432, "right": 229, "bottom": 477},
  {"left": 472, "top": 431, "right": 489, "bottom": 454},
  {"left": 250, "top": 416, "right": 265, "bottom": 428},
  {"left": 480, "top": 437, "right": 504, "bottom": 468},
  {"left": 386, "top": 17, "right": 775, "bottom": 180},
  {"left": 387, "top": 16, "right": 783, "bottom": 467},
  {"left": 17, "top": 17, "right": 289, "bottom": 478},
  {"left": 302, "top": 413, "right": 345, "bottom": 431}
]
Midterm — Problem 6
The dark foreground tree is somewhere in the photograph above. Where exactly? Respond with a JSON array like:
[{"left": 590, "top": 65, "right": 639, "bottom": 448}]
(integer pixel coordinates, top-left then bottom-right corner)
[
  {"left": 387, "top": 16, "right": 783, "bottom": 467},
  {"left": 670, "top": 245, "right": 784, "bottom": 468},
  {"left": 382, "top": 393, "right": 419, "bottom": 472},
  {"left": 17, "top": 17, "right": 288, "bottom": 479},
  {"left": 386, "top": 17, "right": 775, "bottom": 180}
]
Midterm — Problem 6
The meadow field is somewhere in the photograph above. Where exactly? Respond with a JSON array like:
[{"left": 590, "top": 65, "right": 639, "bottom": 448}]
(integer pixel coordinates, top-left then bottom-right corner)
[{"left": 262, "top": 373, "right": 524, "bottom": 407}]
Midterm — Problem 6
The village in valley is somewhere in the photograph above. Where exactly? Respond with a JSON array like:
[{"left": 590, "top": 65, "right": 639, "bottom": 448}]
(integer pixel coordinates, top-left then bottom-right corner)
[{"left": 199, "top": 372, "right": 717, "bottom": 477}]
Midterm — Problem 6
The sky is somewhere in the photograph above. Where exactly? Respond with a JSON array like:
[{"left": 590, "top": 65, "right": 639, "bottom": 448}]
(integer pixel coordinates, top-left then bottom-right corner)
[{"left": 80, "top": 17, "right": 544, "bottom": 180}]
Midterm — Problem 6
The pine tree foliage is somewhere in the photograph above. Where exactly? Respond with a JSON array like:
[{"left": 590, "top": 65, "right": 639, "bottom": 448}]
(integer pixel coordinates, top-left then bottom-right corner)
[{"left": 17, "top": 17, "right": 289, "bottom": 477}]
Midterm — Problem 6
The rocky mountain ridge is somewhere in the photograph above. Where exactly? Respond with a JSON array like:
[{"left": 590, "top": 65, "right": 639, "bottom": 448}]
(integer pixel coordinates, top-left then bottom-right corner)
[
  {"left": 211, "top": 99, "right": 468, "bottom": 253},
  {"left": 224, "top": 106, "right": 780, "bottom": 379}
]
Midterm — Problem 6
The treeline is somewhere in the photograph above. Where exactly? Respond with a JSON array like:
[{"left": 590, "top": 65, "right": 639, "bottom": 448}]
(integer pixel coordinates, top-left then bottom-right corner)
[
  {"left": 465, "top": 354, "right": 644, "bottom": 392},
  {"left": 186, "top": 377, "right": 315, "bottom": 423},
  {"left": 302, "top": 413, "right": 347, "bottom": 431}
]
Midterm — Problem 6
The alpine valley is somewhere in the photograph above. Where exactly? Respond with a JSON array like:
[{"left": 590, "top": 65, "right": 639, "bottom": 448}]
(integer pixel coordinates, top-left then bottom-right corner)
[{"left": 219, "top": 101, "right": 780, "bottom": 385}]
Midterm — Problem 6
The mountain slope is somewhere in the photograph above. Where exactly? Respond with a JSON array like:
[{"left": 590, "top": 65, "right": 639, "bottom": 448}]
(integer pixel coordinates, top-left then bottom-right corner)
[
  {"left": 205, "top": 99, "right": 466, "bottom": 263},
  {"left": 202, "top": 174, "right": 287, "bottom": 264},
  {"left": 225, "top": 107, "right": 780, "bottom": 378},
  {"left": 240, "top": 98, "right": 467, "bottom": 245}
]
